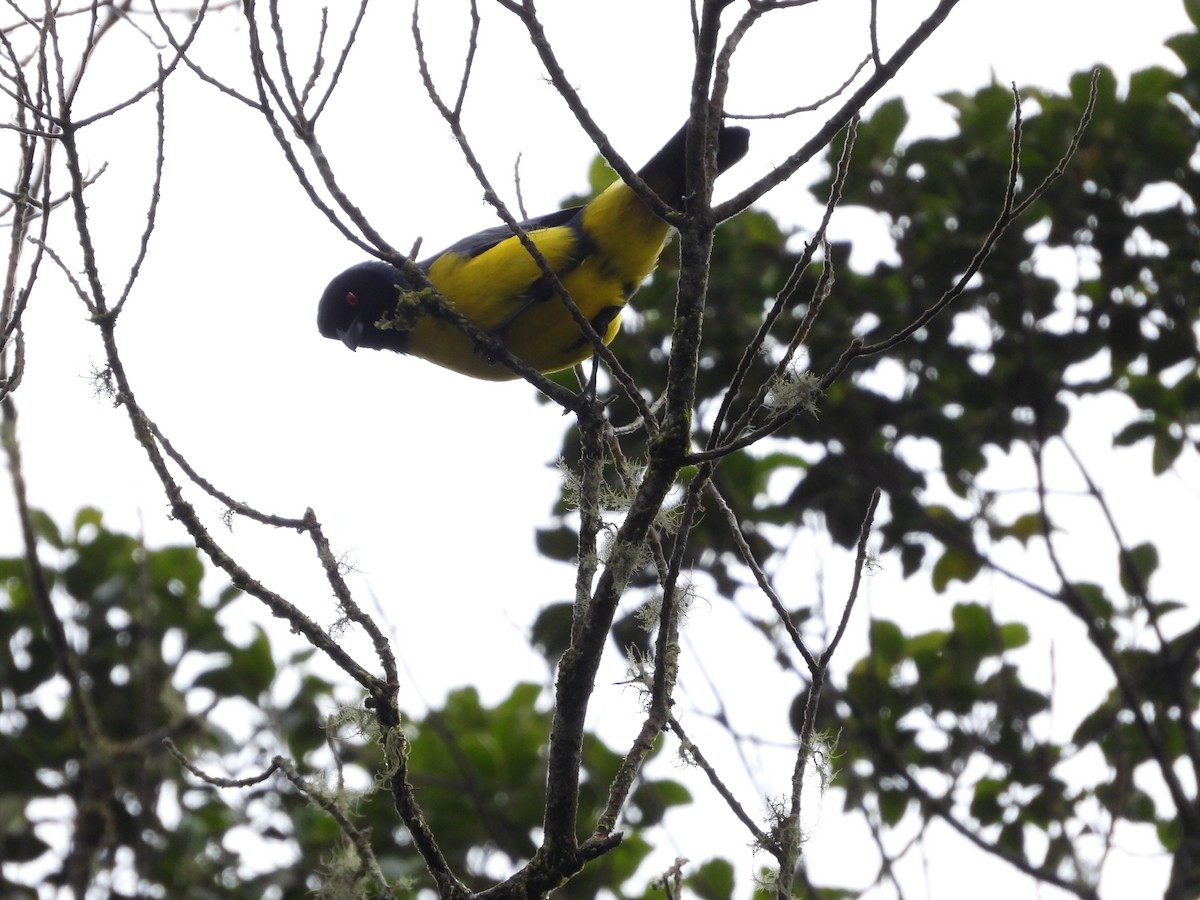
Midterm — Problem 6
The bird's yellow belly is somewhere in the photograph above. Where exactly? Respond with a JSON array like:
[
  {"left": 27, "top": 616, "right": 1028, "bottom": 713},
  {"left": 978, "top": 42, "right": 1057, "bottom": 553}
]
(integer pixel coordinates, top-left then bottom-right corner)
[
  {"left": 408, "top": 209, "right": 668, "bottom": 380},
  {"left": 406, "top": 265, "right": 627, "bottom": 380}
]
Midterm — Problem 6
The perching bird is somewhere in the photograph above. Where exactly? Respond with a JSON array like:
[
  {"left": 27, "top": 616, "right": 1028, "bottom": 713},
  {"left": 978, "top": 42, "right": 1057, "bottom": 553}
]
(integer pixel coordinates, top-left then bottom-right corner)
[{"left": 317, "top": 123, "right": 750, "bottom": 380}]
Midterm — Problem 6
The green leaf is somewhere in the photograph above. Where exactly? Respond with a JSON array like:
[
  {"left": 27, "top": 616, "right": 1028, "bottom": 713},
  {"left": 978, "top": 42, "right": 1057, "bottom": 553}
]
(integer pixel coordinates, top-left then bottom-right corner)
[
  {"left": 630, "top": 776, "right": 692, "bottom": 827},
  {"left": 1167, "top": 31, "right": 1200, "bottom": 72},
  {"left": 214, "top": 583, "right": 242, "bottom": 610},
  {"left": 530, "top": 600, "right": 574, "bottom": 664},
  {"left": 962, "top": 82, "right": 1020, "bottom": 136},
  {"left": 1120, "top": 542, "right": 1159, "bottom": 595},
  {"left": 149, "top": 546, "right": 204, "bottom": 605},
  {"left": 72, "top": 506, "right": 103, "bottom": 536},
  {"left": 1127, "top": 65, "right": 1178, "bottom": 103},
  {"left": 1073, "top": 699, "right": 1117, "bottom": 746},
  {"left": 879, "top": 788, "right": 908, "bottom": 826},
  {"left": 1071, "top": 582, "right": 1114, "bottom": 621},
  {"left": 193, "top": 626, "right": 275, "bottom": 698},
  {"left": 868, "top": 618, "right": 906, "bottom": 665},
  {"left": 1113, "top": 417, "right": 1157, "bottom": 447},
  {"left": 969, "top": 777, "right": 1005, "bottom": 824},
  {"left": 1125, "top": 786, "right": 1159, "bottom": 823},
  {"left": 1184, "top": 0, "right": 1200, "bottom": 31},
  {"left": 998, "top": 822, "right": 1025, "bottom": 855},
  {"left": 1006, "top": 512, "right": 1043, "bottom": 546},
  {"left": 909, "top": 628, "right": 950, "bottom": 680},
  {"left": 950, "top": 602, "right": 993, "bottom": 652},
  {"left": 1152, "top": 430, "right": 1183, "bottom": 474},
  {"left": 997, "top": 622, "right": 1030, "bottom": 650},
  {"left": 649, "top": 778, "right": 692, "bottom": 809},
  {"left": 685, "top": 858, "right": 735, "bottom": 900},
  {"left": 586, "top": 153, "right": 618, "bottom": 195},
  {"left": 535, "top": 525, "right": 577, "bottom": 563},
  {"left": 596, "top": 832, "right": 652, "bottom": 888},
  {"left": 931, "top": 546, "right": 982, "bottom": 592},
  {"left": 29, "top": 509, "right": 63, "bottom": 549},
  {"left": 899, "top": 541, "right": 925, "bottom": 577},
  {"left": 1158, "top": 814, "right": 1182, "bottom": 851},
  {"left": 868, "top": 97, "right": 909, "bottom": 150}
]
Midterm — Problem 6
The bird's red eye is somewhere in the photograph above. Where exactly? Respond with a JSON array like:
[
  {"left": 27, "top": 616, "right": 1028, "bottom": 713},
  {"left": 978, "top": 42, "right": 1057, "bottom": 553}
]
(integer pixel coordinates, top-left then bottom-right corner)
[{"left": 345, "top": 291, "right": 359, "bottom": 307}]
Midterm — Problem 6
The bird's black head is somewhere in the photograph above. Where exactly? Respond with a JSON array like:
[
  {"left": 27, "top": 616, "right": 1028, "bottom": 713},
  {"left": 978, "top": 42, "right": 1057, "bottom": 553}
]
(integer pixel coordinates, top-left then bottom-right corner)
[{"left": 317, "top": 260, "right": 417, "bottom": 352}]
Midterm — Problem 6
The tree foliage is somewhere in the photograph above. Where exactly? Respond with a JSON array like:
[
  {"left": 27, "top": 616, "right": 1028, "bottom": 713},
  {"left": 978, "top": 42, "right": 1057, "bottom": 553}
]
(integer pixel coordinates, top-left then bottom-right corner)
[{"left": 535, "top": 4, "right": 1200, "bottom": 896}]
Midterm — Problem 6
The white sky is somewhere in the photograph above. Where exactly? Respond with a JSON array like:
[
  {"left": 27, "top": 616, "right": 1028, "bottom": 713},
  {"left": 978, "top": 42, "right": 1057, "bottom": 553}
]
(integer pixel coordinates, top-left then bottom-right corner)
[{"left": 2, "top": 0, "right": 1196, "bottom": 897}]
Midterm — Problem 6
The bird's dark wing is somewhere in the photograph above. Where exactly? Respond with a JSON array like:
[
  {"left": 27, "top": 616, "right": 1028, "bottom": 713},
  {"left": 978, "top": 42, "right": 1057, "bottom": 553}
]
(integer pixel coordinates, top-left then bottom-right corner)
[{"left": 419, "top": 205, "right": 584, "bottom": 268}]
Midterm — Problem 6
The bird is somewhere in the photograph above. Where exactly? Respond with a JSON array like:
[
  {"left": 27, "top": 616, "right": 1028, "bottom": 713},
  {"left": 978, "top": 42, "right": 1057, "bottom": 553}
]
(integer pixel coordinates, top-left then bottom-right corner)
[{"left": 317, "top": 123, "right": 750, "bottom": 381}]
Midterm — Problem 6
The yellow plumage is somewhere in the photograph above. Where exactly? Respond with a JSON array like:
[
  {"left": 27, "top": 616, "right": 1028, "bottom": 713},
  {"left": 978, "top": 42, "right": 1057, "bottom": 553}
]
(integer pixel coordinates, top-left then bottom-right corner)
[{"left": 413, "top": 178, "right": 667, "bottom": 379}]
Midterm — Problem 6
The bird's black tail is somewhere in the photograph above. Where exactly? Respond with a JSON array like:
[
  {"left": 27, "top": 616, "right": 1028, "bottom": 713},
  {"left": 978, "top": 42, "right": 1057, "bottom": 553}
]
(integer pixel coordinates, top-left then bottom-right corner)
[{"left": 636, "top": 122, "right": 750, "bottom": 206}]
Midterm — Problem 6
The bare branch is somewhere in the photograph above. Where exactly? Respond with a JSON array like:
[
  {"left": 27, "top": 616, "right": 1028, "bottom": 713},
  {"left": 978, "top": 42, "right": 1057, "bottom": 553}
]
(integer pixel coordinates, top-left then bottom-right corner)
[
  {"left": 706, "top": 116, "right": 856, "bottom": 453},
  {"left": 669, "top": 717, "right": 778, "bottom": 854},
  {"left": 820, "top": 487, "right": 880, "bottom": 665},
  {"left": 715, "top": 0, "right": 965, "bottom": 220},
  {"left": 706, "top": 481, "right": 819, "bottom": 672},
  {"left": 163, "top": 739, "right": 282, "bottom": 788},
  {"left": 778, "top": 490, "right": 880, "bottom": 897}
]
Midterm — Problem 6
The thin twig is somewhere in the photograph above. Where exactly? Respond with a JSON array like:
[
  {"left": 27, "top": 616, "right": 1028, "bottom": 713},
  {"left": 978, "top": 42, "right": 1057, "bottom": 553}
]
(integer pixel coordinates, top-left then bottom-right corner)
[
  {"left": 670, "top": 715, "right": 778, "bottom": 854},
  {"left": 778, "top": 490, "right": 879, "bottom": 896},
  {"left": 275, "top": 756, "right": 392, "bottom": 895},
  {"left": 707, "top": 116, "right": 856, "bottom": 451},
  {"left": 311, "top": 0, "right": 369, "bottom": 123},
  {"left": 715, "top": 0, "right": 964, "bottom": 221},
  {"left": 730, "top": 55, "right": 871, "bottom": 119},
  {"left": 1031, "top": 426, "right": 1196, "bottom": 826},
  {"left": 868, "top": 0, "right": 881, "bottom": 68},
  {"left": 705, "top": 481, "right": 819, "bottom": 672},
  {"left": 163, "top": 739, "right": 282, "bottom": 788},
  {"left": 112, "top": 61, "right": 165, "bottom": 315}
]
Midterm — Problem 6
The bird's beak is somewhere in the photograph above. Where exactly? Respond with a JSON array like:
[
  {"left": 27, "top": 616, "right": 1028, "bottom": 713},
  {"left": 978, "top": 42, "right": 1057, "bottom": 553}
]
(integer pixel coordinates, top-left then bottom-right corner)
[{"left": 337, "top": 318, "right": 365, "bottom": 351}]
